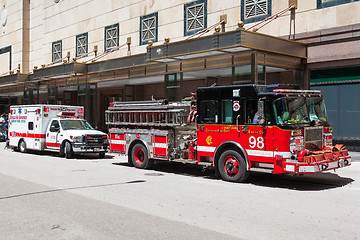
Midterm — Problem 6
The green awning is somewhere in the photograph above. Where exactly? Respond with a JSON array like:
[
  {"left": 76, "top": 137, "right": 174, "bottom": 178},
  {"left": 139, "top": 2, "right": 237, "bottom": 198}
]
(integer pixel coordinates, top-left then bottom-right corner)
[{"left": 311, "top": 67, "right": 360, "bottom": 85}]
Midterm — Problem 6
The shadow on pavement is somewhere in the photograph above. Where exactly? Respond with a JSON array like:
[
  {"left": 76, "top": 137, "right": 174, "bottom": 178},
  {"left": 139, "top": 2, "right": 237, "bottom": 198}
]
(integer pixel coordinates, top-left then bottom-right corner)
[
  {"left": 10, "top": 148, "right": 114, "bottom": 160},
  {"left": 246, "top": 172, "right": 354, "bottom": 191},
  {"left": 113, "top": 161, "right": 354, "bottom": 191},
  {"left": 0, "top": 180, "right": 146, "bottom": 201}
]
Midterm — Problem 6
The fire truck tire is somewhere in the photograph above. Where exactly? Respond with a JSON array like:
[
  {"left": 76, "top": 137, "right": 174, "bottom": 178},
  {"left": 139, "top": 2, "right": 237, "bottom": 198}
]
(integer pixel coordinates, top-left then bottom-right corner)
[
  {"left": 131, "top": 143, "right": 153, "bottom": 169},
  {"left": 218, "top": 149, "right": 249, "bottom": 183},
  {"left": 65, "top": 141, "right": 74, "bottom": 159},
  {"left": 19, "top": 140, "right": 27, "bottom": 153}
]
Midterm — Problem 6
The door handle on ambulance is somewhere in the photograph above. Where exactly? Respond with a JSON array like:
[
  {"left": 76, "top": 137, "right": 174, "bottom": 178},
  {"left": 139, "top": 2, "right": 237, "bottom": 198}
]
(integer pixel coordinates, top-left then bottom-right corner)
[{"left": 236, "top": 115, "right": 240, "bottom": 133}]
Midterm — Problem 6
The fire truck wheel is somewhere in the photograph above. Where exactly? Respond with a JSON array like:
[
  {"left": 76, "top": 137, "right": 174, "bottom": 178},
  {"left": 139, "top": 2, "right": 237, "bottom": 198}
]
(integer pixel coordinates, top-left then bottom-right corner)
[
  {"left": 131, "top": 143, "right": 153, "bottom": 169},
  {"left": 218, "top": 149, "right": 249, "bottom": 183},
  {"left": 19, "top": 140, "right": 27, "bottom": 153},
  {"left": 65, "top": 141, "right": 74, "bottom": 159}
]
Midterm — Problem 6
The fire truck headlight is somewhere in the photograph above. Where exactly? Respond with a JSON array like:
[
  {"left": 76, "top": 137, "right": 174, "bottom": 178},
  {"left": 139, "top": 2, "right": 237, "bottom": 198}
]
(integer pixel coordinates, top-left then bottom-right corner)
[
  {"left": 72, "top": 136, "right": 83, "bottom": 143},
  {"left": 289, "top": 137, "right": 304, "bottom": 153}
]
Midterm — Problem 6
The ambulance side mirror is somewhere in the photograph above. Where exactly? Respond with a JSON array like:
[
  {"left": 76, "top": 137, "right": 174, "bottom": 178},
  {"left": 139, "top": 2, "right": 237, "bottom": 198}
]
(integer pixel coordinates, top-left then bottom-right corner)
[{"left": 257, "top": 100, "right": 265, "bottom": 125}]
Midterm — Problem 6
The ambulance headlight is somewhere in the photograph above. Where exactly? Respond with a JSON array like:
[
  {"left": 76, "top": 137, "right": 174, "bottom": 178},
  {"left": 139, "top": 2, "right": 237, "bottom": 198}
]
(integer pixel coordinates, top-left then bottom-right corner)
[{"left": 72, "top": 136, "right": 83, "bottom": 143}]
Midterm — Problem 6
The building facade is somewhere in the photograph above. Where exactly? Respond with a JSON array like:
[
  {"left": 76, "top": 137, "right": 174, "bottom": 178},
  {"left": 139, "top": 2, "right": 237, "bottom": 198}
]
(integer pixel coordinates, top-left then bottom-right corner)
[{"left": 0, "top": 0, "right": 359, "bottom": 141}]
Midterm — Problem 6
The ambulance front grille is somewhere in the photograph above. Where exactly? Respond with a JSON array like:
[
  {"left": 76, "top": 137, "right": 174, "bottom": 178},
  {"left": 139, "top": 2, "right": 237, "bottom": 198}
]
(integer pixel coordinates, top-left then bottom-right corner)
[{"left": 86, "top": 135, "right": 105, "bottom": 145}]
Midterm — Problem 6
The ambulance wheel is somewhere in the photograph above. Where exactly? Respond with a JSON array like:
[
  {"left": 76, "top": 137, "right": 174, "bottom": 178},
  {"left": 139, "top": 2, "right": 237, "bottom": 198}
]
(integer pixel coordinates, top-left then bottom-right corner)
[
  {"left": 218, "top": 149, "right": 249, "bottom": 183},
  {"left": 131, "top": 143, "right": 153, "bottom": 169},
  {"left": 19, "top": 140, "right": 27, "bottom": 153},
  {"left": 65, "top": 142, "right": 73, "bottom": 159}
]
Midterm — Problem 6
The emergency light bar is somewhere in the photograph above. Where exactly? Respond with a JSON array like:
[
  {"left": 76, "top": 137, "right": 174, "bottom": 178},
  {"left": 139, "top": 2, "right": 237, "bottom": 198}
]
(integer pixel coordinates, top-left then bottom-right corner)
[
  {"left": 57, "top": 112, "right": 76, "bottom": 118},
  {"left": 273, "top": 89, "right": 321, "bottom": 94}
]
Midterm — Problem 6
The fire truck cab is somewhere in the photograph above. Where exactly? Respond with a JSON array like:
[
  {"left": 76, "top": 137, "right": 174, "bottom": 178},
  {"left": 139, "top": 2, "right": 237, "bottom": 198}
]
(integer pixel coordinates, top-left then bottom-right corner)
[
  {"left": 106, "top": 85, "right": 351, "bottom": 183},
  {"left": 9, "top": 105, "right": 109, "bottom": 158},
  {"left": 197, "top": 85, "right": 351, "bottom": 182}
]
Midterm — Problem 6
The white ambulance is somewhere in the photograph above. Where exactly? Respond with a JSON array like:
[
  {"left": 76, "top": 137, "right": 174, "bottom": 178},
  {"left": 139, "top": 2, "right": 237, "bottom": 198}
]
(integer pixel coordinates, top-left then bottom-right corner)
[{"left": 8, "top": 105, "right": 109, "bottom": 158}]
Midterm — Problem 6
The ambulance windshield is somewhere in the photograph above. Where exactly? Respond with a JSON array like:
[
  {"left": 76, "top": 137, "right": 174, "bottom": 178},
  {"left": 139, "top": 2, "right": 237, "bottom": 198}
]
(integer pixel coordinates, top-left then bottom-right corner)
[
  {"left": 60, "top": 119, "right": 93, "bottom": 130},
  {"left": 273, "top": 96, "right": 329, "bottom": 125}
]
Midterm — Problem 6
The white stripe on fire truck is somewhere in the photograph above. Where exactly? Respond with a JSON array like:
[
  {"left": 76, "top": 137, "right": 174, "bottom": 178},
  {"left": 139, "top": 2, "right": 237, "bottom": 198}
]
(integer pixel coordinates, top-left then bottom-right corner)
[
  {"left": 198, "top": 146, "right": 216, "bottom": 153},
  {"left": 246, "top": 150, "right": 273, "bottom": 157},
  {"left": 153, "top": 143, "right": 168, "bottom": 148},
  {"left": 110, "top": 140, "right": 126, "bottom": 145},
  {"left": 246, "top": 150, "right": 292, "bottom": 158}
]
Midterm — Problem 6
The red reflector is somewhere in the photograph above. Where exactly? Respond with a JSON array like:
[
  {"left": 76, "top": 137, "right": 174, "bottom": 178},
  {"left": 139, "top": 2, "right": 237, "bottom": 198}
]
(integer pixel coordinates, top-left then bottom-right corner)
[
  {"left": 37, "top": 109, "right": 41, "bottom": 114},
  {"left": 10, "top": 109, "right": 13, "bottom": 114},
  {"left": 70, "top": 136, "right": 73, "bottom": 139},
  {"left": 44, "top": 107, "right": 49, "bottom": 112},
  {"left": 78, "top": 109, "right": 83, "bottom": 114},
  {"left": 136, "top": 134, "right": 140, "bottom": 138},
  {"left": 103, "top": 135, "right": 107, "bottom": 138},
  {"left": 295, "top": 139, "right": 301, "bottom": 144}
]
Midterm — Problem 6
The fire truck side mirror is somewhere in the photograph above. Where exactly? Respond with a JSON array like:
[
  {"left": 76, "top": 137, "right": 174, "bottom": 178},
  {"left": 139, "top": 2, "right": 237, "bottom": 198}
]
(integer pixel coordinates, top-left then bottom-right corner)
[{"left": 257, "top": 100, "right": 265, "bottom": 125}]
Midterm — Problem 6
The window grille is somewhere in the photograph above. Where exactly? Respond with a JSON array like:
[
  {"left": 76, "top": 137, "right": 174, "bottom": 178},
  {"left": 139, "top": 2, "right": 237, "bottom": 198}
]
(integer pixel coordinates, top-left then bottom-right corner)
[
  {"left": 52, "top": 41, "right": 62, "bottom": 62},
  {"left": 105, "top": 25, "right": 119, "bottom": 51},
  {"left": 244, "top": 0, "right": 268, "bottom": 20},
  {"left": 141, "top": 15, "right": 157, "bottom": 43},
  {"left": 76, "top": 34, "right": 88, "bottom": 57},
  {"left": 186, "top": 3, "right": 205, "bottom": 32}
]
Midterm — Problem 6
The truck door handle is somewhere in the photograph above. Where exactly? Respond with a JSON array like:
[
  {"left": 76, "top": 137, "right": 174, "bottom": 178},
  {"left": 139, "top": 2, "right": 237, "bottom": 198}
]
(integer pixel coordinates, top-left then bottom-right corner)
[
  {"left": 236, "top": 115, "right": 241, "bottom": 133},
  {"left": 47, "top": 133, "right": 49, "bottom": 137}
]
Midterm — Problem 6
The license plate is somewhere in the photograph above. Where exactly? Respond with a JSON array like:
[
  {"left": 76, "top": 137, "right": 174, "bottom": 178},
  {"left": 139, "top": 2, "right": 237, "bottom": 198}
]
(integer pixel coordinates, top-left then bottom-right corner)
[{"left": 94, "top": 148, "right": 100, "bottom": 152}]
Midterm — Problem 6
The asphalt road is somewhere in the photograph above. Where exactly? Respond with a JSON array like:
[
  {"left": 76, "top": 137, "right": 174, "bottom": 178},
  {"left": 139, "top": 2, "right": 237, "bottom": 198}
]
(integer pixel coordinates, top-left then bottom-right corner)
[{"left": 0, "top": 142, "right": 359, "bottom": 240}]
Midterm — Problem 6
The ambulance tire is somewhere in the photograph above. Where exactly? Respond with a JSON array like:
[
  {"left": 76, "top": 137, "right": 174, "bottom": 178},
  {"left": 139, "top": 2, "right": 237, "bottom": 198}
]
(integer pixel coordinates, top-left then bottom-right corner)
[
  {"left": 218, "top": 149, "right": 249, "bottom": 183},
  {"left": 65, "top": 141, "right": 74, "bottom": 159},
  {"left": 19, "top": 140, "right": 27, "bottom": 153},
  {"left": 131, "top": 143, "right": 153, "bottom": 169}
]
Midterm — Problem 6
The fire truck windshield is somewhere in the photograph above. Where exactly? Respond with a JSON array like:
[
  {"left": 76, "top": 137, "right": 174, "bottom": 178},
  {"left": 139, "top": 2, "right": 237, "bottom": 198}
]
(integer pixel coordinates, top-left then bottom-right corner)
[
  {"left": 60, "top": 119, "right": 93, "bottom": 130},
  {"left": 273, "top": 97, "right": 310, "bottom": 125},
  {"left": 306, "top": 97, "right": 329, "bottom": 123},
  {"left": 273, "top": 96, "right": 329, "bottom": 125}
]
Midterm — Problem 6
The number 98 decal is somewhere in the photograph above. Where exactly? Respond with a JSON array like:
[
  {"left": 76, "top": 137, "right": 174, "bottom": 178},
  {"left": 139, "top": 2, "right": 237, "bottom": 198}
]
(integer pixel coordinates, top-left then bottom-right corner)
[{"left": 249, "top": 136, "right": 264, "bottom": 149}]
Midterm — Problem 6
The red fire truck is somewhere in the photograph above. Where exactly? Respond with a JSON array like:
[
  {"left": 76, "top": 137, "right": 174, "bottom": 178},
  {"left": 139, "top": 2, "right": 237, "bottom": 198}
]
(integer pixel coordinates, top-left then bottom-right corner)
[{"left": 105, "top": 85, "right": 351, "bottom": 182}]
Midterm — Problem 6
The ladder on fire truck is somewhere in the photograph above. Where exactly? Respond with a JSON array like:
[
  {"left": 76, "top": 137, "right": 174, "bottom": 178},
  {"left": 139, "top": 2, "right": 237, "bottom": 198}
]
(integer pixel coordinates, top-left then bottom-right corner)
[{"left": 105, "top": 100, "right": 191, "bottom": 127}]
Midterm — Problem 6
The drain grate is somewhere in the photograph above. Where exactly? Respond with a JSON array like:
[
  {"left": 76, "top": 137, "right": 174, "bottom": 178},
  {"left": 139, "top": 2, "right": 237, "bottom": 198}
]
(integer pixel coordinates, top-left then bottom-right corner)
[{"left": 144, "top": 173, "right": 164, "bottom": 176}]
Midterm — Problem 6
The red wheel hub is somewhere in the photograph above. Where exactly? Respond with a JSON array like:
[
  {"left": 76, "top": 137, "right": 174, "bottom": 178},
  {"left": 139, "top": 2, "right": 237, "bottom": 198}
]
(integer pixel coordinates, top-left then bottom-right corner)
[
  {"left": 224, "top": 156, "right": 240, "bottom": 176},
  {"left": 134, "top": 148, "right": 145, "bottom": 165}
]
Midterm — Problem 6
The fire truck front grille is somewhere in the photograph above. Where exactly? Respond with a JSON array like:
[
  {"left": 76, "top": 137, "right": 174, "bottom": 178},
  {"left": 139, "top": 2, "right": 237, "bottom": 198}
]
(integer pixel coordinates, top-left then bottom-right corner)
[
  {"left": 304, "top": 126, "right": 323, "bottom": 146},
  {"left": 86, "top": 135, "right": 105, "bottom": 145}
]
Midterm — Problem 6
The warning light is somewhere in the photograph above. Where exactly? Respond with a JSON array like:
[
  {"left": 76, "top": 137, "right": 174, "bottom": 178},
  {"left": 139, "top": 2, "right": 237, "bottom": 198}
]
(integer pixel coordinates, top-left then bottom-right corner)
[
  {"left": 37, "top": 109, "right": 41, "bottom": 114},
  {"left": 10, "top": 109, "right": 12, "bottom": 114},
  {"left": 109, "top": 103, "right": 114, "bottom": 107},
  {"left": 78, "top": 109, "right": 83, "bottom": 114},
  {"left": 136, "top": 134, "right": 140, "bottom": 138},
  {"left": 44, "top": 107, "right": 49, "bottom": 112}
]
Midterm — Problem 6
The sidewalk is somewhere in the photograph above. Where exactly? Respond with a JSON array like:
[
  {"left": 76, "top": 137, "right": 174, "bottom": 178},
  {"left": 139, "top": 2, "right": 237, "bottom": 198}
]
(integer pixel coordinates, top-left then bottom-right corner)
[{"left": 350, "top": 151, "right": 360, "bottom": 162}]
